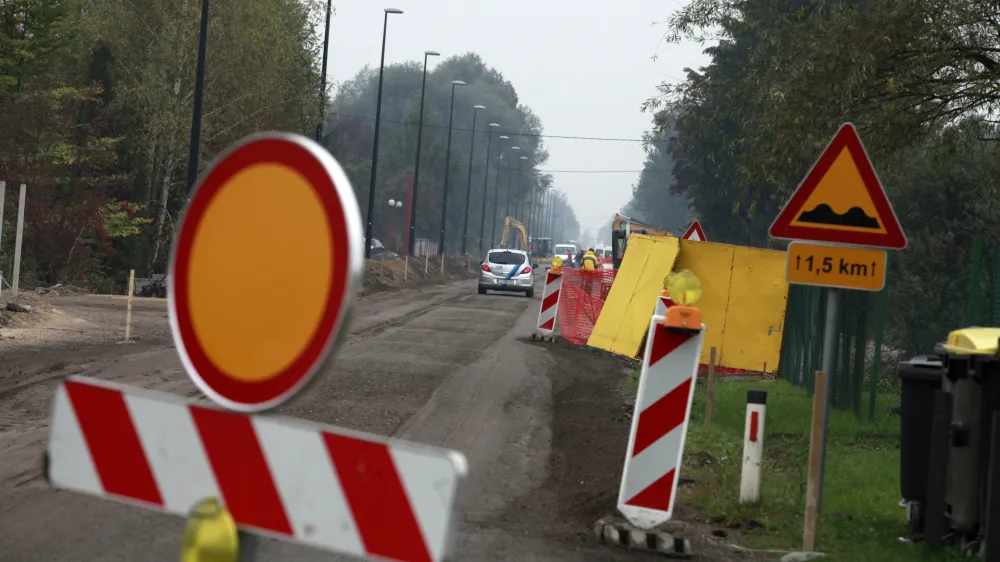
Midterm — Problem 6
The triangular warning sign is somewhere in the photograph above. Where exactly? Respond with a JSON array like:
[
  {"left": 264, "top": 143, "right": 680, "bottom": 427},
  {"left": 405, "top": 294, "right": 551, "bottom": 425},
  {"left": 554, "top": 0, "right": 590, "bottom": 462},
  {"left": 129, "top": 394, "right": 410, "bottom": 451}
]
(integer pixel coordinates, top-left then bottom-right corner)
[
  {"left": 769, "top": 123, "right": 907, "bottom": 249},
  {"left": 682, "top": 221, "right": 707, "bottom": 242}
]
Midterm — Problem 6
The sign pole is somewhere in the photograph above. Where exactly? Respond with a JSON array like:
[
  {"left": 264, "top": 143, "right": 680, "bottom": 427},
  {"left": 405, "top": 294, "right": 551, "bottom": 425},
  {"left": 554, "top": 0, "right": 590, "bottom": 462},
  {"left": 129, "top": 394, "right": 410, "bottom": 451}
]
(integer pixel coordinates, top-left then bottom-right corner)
[{"left": 816, "top": 287, "right": 839, "bottom": 512}]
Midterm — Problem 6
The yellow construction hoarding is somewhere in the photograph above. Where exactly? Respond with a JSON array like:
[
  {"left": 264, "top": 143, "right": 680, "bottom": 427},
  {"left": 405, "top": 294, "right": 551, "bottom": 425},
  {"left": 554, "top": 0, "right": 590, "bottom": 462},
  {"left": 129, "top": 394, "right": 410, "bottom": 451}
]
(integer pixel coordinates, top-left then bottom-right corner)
[{"left": 588, "top": 236, "right": 788, "bottom": 373}]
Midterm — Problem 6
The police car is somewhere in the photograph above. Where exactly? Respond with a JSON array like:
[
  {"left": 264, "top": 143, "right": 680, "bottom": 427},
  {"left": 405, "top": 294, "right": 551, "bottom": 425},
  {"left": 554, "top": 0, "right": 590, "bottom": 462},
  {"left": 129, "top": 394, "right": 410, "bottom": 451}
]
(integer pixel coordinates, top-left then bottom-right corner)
[{"left": 479, "top": 249, "right": 535, "bottom": 297}]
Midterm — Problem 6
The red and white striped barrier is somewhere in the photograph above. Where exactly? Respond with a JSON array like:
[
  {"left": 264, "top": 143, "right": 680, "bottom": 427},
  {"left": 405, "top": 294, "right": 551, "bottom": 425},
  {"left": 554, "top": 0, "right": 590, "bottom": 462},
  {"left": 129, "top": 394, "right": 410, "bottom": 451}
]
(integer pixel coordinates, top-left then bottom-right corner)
[
  {"left": 740, "top": 390, "right": 767, "bottom": 504},
  {"left": 618, "top": 315, "right": 704, "bottom": 529},
  {"left": 654, "top": 293, "right": 674, "bottom": 316},
  {"left": 47, "top": 377, "right": 467, "bottom": 562},
  {"left": 536, "top": 271, "right": 563, "bottom": 336}
]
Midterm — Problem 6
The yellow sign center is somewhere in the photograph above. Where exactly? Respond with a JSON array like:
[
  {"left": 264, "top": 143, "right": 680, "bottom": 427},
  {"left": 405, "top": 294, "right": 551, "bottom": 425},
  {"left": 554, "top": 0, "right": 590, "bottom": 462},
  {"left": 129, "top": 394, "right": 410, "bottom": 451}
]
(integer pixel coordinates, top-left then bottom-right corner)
[{"left": 187, "top": 163, "right": 334, "bottom": 382}]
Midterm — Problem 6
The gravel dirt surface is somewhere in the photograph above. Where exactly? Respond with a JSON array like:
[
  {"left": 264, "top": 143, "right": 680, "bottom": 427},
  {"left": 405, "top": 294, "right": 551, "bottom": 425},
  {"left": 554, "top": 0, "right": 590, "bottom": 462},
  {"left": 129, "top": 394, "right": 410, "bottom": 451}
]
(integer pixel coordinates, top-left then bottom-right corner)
[{"left": 0, "top": 277, "right": 755, "bottom": 561}]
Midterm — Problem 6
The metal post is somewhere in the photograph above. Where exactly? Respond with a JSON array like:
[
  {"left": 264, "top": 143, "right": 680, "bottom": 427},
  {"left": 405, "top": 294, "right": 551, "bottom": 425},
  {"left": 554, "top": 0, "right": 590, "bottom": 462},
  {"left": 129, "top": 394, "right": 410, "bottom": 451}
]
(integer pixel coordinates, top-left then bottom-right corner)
[
  {"left": 476, "top": 123, "right": 497, "bottom": 254},
  {"left": 364, "top": 9, "right": 401, "bottom": 259},
  {"left": 461, "top": 106, "right": 484, "bottom": 254},
  {"left": 438, "top": 81, "right": 462, "bottom": 255},
  {"left": 407, "top": 51, "right": 437, "bottom": 256},
  {"left": 816, "top": 287, "right": 839, "bottom": 512},
  {"left": 503, "top": 149, "right": 516, "bottom": 221},
  {"left": 489, "top": 136, "right": 508, "bottom": 248},
  {"left": 315, "top": 0, "right": 333, "bottom": 142},
  {"left": 186, "top": 0, "right": 210, "bottom": 196},
  {"left": 12, "top": 184, "right": 26, "bottom": 299},
  {"left": 0, "top": 181, "right": 4, "bottom": 296}
]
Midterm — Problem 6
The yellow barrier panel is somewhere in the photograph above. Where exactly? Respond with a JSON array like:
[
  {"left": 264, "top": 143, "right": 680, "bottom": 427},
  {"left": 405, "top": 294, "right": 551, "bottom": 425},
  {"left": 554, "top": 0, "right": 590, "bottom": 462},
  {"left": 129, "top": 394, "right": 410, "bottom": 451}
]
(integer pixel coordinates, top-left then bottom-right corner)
[
  {"left": 588, "top": 234, "right": 680, "bottom": 355},
  {"left": 589, "top": 236, "right": 788, "bottom": 374},
  {"left": 718, "top": 246, "right": 789, "bottom": 373}
]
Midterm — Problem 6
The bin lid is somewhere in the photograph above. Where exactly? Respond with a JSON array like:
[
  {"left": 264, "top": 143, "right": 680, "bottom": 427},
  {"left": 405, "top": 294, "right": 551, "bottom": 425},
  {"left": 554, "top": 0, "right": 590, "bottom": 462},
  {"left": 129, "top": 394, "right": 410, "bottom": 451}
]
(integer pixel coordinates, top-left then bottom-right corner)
[
  {"left": 939, "top": 327, "right": 1000, "bottom": 356},
  {"left": 898, "top": 355, "right": 943, "bottom": 381}
]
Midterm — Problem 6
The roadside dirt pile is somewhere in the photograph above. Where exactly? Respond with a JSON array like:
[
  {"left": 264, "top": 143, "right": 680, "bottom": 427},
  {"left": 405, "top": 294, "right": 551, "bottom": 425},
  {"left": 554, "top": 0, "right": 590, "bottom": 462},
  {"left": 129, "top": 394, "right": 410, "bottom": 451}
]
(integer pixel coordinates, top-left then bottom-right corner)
[{"left": 362, "top": 254, "right": 478, "bottom": 294}]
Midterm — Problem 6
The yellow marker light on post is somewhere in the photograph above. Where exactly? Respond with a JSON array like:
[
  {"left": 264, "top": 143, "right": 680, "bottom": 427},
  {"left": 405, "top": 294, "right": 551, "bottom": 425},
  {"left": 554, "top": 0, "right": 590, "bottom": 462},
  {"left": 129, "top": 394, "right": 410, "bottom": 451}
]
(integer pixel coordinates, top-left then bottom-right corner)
[
  {"left": 181, "top": 497, "right": 239, "bottom": 562},
  {"left": 550, "top": 256, "right": 563, "bottom": 275},
  {"left": 663, "top": 270, "right": 703, "bottom": 331}
]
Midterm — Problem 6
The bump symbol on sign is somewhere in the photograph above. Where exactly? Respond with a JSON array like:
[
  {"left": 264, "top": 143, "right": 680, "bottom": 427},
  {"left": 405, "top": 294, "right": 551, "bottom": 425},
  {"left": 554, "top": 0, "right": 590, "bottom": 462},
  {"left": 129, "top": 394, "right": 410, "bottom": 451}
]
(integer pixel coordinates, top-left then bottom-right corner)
[{"left": 168, "top": 133, "right": 364, "bottom": 412}]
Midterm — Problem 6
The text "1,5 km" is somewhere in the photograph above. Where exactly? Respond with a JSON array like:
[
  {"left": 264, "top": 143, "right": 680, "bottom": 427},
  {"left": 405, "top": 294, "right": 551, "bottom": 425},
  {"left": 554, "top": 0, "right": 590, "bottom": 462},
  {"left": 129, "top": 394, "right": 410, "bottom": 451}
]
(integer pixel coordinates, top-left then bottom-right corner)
[{"left": 785, "top": 241, "right": 887, "bottom": 292}]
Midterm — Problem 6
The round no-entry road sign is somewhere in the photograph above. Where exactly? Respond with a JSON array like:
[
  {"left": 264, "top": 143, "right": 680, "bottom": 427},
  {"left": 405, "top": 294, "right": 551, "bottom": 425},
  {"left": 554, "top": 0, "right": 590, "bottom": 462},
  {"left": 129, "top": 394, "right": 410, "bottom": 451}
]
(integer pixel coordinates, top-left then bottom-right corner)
[{"left": 168, "top": 133, "right": 362, "bottom": 412}]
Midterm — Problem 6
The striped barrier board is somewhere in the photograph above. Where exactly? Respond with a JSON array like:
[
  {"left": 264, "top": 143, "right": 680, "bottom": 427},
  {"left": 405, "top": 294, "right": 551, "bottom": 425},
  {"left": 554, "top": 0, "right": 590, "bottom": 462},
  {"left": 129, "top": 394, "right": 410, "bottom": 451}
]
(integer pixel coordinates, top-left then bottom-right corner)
[
  {"left": 47, "top": 376, "right": 467, "bottom": 562},
  {"left": 617, "top": 315, "right": 704, "bottom": 529},
  {"left": 536, "top": 270, "right": 563, "bottom": 335},
  {"left": 654, "top": 293, "right": 674, "bottom": 316}
]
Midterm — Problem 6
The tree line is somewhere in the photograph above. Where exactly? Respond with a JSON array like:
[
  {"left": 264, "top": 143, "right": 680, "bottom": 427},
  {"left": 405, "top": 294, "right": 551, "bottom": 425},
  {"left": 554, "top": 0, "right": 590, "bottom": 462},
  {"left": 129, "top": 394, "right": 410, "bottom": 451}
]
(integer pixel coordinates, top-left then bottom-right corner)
[
  {"left": 0, "top": 2, "right": 579, "bottom": 291},
  {"left": 323, "top": 52, "right": 580, "bottom": 255},
  {"left": 622, "top": 0, "right": 1000, "bottom": 355}
]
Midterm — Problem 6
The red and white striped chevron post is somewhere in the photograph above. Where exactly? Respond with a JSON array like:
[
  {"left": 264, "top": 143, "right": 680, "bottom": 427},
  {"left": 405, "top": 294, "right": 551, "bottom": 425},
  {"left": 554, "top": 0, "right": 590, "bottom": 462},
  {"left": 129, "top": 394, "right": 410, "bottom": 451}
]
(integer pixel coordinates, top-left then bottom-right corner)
[
  {"left": 617, "top": 315, "right": 705, "bottom": 529},
  {"left": 47, "top": 376, "right": 467, "bottom": 562},
  {"left": 534, "top": 270, "right": 563, "bottom": 339},
  {"left": 654, "top": 290, "right": 674, "bottom": 316}
]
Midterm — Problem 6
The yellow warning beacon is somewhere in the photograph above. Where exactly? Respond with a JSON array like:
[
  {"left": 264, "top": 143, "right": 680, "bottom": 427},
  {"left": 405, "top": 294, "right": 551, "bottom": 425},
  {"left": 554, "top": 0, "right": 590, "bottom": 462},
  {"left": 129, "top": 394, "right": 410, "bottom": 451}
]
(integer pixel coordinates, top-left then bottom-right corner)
[{"left": 663, "top": 270, "right": 703, "bottom": 331}]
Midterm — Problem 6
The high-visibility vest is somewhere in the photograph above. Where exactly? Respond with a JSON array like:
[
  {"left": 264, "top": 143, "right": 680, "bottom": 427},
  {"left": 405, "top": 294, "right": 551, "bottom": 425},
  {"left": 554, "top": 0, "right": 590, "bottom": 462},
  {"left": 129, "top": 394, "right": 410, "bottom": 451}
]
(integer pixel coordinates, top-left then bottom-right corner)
[{"left": 582, "top": 254, "right": 598, "bottom": 270}]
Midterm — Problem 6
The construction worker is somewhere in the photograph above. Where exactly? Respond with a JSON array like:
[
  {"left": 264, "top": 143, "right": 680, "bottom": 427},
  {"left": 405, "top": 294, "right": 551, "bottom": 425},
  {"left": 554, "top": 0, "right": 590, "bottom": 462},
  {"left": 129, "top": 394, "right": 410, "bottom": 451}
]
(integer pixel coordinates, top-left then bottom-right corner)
[
  {"left": 580, "top": 248, "right": 599, "bottom": 296},
  {"left": 581, "top": 248, "right": 599, "bottom": 271}
]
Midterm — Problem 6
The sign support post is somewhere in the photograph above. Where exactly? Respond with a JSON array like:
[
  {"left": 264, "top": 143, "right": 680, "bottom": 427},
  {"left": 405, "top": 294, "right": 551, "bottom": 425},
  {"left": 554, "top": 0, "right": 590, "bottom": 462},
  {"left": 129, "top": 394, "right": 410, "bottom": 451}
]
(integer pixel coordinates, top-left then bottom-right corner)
[{"left": 769, "top": 123, "right": 908, "bottom": 533}]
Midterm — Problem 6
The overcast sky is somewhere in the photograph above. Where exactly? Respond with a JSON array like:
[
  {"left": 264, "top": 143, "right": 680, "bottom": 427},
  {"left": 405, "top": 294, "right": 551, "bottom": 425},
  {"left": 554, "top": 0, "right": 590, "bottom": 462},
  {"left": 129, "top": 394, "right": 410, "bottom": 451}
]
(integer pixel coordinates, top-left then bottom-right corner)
[{"left": 325, "top": 1, "right": 712, "bottom": 240}]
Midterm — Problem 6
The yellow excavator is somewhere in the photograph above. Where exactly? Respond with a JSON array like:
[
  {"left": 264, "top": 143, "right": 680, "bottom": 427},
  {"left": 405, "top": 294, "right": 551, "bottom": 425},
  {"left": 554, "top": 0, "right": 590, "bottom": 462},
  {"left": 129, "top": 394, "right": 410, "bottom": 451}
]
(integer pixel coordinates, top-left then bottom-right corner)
[
  {"left": 500, "top": 217, "right": 529, "bottom": 251},
  {"left": 610, "top": 213, "right": 673, "bottom": 269}
]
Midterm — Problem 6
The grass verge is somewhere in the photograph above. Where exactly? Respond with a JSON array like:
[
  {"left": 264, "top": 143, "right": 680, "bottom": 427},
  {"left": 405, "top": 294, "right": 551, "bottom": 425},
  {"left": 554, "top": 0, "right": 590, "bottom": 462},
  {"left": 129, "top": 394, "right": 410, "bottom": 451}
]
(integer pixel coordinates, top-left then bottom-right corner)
[{"left": 675, "top": 378, "right": 959, "bottom": 561}]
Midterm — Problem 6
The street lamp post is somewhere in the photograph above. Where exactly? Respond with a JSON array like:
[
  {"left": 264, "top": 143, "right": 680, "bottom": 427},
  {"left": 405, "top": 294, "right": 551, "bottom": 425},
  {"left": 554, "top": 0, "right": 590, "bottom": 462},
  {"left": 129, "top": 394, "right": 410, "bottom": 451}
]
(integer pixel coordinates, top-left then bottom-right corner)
[
  {"left": 514, "top": 155, "right": 527, "bottom": 225},
  {"left": 364, "top": 8, "right": 403, "bottom": 259},
  {"left": 407, "top": 50, "right": 440, "bottom": 256},
  {"left": 460, "top": 105, "right": 486, "bottom": 254},
  {"left": 186, "top": 0, "right": 211, "bottom": 196},
  {"left": 476, "top": 123, "right": 500, "bottom": 253},
  {"left": 437, "top": 80, "right": 465, "bottom": 256},
  {"left": 316, "top": 0, "right": 333, "bottom": 142},
  {"left": 489, "top": 135, "right": 509, "bottom": 248},
  {"left": 504, "top": 146, "right": 520, "bottom": 221},
  {"left": 387, "top": 198, "right": 403, "bottom": 252}
]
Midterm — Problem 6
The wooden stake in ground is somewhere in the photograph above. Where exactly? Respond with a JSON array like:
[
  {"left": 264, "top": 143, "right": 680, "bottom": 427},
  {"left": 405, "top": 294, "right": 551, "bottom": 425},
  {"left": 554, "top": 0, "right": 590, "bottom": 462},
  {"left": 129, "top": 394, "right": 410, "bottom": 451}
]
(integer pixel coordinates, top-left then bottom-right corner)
[
  {"left": 440, "top": 254, "right": 445, "bottom": 275},
  {"left": 404, "top": 256, "right": 408, "bottom": 282},
  {"left": 124, "top": 269, "right": 135, "bottom": 342},
  {"left": 803, "top": 370, "right": 829, "bottom": 551},
  {"left": 11, "top": 183, "right": 26, "bottom": 300},
  {"left": 705, "top": 346, "right": 717, "bottom": 425},
  {"left": 424, "top": 254, "right": 429, "bottom": 275}
]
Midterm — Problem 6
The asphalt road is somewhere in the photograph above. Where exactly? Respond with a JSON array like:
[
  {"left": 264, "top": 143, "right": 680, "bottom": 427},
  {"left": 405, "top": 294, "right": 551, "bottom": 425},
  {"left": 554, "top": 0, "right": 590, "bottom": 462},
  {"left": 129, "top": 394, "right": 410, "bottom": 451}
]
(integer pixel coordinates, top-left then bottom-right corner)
[{"left": 0, "top": 280, "right": 638, "bottom": 562}]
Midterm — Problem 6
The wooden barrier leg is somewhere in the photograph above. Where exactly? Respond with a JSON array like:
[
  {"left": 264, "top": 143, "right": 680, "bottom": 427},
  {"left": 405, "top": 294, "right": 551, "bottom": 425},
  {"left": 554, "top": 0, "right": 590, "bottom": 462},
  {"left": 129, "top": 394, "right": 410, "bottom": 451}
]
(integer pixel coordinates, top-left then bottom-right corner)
[
  {"left": 404, "top": 256, "right": 408, "bottom": 283},
  {"left": 705, "top": 347, "right": 717, "bottom": 425},
  {"left": 803, "top": 370, "right": 828, "bottom": 551},
  {"left": 124, "top": 269, "right": 135, "bottom": 342}
]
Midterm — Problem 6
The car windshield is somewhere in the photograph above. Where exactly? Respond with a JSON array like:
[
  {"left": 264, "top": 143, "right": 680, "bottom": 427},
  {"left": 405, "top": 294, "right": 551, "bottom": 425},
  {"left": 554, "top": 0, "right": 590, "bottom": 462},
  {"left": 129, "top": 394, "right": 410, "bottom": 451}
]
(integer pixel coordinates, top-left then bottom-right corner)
[{"left": 488, "top": 251, "right": 527, "bottom": 265}]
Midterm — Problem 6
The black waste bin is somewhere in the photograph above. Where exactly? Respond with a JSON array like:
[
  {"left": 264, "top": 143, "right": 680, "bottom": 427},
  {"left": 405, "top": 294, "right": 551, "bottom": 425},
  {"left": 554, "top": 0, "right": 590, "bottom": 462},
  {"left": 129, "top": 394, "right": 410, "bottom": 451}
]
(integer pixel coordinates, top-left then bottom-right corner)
[{"left": 899, "top": 355, "right": 944, "bottom": 503}]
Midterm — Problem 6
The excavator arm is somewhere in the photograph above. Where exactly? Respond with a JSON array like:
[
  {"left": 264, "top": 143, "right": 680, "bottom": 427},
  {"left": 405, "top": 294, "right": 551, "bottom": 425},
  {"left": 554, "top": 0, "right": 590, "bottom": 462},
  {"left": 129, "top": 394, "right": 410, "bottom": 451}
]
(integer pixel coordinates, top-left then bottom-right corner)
[{"left": 500, "top": 217, "right": 528, "bottom": 251}]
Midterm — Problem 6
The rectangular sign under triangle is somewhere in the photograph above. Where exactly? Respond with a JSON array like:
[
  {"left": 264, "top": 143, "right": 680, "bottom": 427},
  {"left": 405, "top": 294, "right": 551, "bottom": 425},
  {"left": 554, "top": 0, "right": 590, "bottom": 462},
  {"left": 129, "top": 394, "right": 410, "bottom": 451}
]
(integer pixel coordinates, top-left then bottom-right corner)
[{"left": 769, "top": 123, "right": 907, "bottom": 249}]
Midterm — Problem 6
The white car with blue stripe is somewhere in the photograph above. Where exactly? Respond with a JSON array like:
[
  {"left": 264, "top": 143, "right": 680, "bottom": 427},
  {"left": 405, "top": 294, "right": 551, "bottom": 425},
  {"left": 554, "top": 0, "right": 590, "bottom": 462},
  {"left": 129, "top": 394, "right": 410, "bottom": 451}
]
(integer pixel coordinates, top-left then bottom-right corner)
[{"left": 479, "top": 249, "right": 535, "bottom": 297}]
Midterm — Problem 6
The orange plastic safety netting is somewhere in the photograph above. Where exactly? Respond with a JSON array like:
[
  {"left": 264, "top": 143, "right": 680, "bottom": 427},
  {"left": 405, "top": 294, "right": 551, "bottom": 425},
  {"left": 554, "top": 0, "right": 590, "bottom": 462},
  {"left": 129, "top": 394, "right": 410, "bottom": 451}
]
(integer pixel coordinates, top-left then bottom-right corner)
[{"left": 558, "top": 268, "right": 618, "bottom": 345}]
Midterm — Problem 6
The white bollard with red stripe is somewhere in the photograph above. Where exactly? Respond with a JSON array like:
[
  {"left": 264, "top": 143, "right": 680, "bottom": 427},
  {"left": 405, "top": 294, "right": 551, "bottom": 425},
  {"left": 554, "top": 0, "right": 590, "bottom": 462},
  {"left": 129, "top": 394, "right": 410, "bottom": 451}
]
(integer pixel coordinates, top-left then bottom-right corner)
[
  {"left": 534, "top": 270, "right": 563, "bottom": 339},
  {"left": 618, "top": 315, "right": 705, "bottom": 529},
  {"left": 740, "top": 390, "right": 767, "bottom": 504},
  {"left": 47, "top": 376, "right": 467, "bottom": 562}
]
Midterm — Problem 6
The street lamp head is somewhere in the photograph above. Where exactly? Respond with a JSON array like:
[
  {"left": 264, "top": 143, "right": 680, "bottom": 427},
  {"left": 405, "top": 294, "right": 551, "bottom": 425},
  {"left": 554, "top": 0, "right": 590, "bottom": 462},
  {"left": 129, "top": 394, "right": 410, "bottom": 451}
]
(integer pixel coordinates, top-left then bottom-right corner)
[
  {"left": 511, "top": 146, "right": 520, "bottom": 150},
  {"left": 388, "top": 199, "right": 396, "bottom": 206},
  {"left": 474, "top": 104, "right": 486, "bottom": 110},
  {"left": 489, "top": 123, "right": 500, "bottom": 128},
  {"left": 425, "top": 50, "right": 440, "bottom": 56},
  {"left": 384, "top": 8, "right": 403, "bottom": 14},
  {"left": 520, "top": 156, "right": 528, "bottom": 160},
  {"left": 396, "top": 201, "right": 403, "bottom": 208},
  {"left": 499, "top": 135, "right": 510, "bottom": 140},
  {"left": 452, "top": 80, "right": 466, "bottom": 86}
]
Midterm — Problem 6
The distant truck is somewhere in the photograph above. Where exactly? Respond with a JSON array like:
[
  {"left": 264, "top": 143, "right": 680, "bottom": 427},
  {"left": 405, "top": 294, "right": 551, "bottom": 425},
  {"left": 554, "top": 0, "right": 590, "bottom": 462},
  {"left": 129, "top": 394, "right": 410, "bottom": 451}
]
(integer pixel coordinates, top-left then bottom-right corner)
[{"left": 554, "top": 243, "right": 579, "bottom": 268}]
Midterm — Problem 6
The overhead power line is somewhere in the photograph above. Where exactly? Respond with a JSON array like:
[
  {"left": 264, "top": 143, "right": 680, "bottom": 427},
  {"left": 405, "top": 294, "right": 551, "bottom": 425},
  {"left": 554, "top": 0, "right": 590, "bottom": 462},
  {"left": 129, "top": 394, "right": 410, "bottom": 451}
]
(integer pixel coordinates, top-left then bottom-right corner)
[
  {"left": 328, "top": 112, "right": 646, "bottom": 142},
  {"left": 534, "top": 169, "right": 669, "bottom": 174}
]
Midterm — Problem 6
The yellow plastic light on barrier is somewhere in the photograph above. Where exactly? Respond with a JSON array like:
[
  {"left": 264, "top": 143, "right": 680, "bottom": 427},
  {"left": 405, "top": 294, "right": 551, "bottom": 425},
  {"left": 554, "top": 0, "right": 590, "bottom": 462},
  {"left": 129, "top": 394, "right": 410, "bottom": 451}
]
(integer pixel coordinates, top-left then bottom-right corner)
[
  {"left": 663, "top": 269, "right": 703, "bottom": 331},
  {"left": 181, "top": 497, "right": 239, "bottom": 562},
  {"left": 550, "top": 256, "right": 563, "bottom": 275}
]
